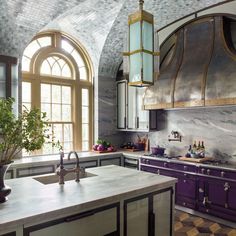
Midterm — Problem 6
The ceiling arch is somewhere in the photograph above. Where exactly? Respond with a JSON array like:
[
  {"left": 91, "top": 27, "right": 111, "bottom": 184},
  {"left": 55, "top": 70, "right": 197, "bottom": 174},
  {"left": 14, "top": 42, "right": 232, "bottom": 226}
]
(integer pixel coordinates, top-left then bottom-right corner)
[{"left": 0, "top": 0, "right": 226, "bottom": 77}]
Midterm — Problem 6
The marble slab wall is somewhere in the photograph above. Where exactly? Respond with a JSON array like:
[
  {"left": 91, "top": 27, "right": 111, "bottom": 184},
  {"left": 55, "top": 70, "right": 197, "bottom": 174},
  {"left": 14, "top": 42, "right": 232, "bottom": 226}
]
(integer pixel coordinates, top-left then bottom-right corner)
[
  {"left": 97, "top": 75, "right": 126, "bottom": 146},
  {"left": 124, "top": 107, "right": 236, "bottom": 163}
]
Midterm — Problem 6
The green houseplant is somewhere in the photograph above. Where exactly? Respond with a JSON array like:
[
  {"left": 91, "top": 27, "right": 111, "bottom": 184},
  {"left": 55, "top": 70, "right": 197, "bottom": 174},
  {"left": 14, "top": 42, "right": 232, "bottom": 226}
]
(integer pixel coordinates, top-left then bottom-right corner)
[{"left": 0, "top": 97, "right": 53, "bottom": 203}]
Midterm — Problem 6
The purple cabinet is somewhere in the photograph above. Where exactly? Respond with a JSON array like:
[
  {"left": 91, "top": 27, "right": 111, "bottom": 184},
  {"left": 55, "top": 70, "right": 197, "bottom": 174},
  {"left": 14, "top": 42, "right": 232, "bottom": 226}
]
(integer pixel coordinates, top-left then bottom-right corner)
[
  {"left": 140, "top": 157, "right": 236, "bottom": 222},
  {"left": 175, "top": 172, "right": 197, "bottom": 209},
  {"left": 198, "top": 176, "right": 236, "bottom": 222}
]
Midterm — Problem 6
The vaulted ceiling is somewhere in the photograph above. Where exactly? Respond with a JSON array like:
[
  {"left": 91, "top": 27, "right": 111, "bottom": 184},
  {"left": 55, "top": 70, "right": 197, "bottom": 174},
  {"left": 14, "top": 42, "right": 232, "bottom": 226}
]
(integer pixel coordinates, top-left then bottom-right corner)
[{"left": 0, "top": 0, "right": 225, "bottom": 77}]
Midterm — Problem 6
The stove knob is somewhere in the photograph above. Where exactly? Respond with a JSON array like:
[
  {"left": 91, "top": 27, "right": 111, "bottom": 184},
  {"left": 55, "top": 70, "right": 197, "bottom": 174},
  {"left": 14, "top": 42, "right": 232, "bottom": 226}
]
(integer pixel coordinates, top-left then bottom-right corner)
[
  {"left": 146, "top": 159, "right": 149, "bottom": 164},
  {"left": 207, "top": 169, "right": 211, "bottom": 175},
  {"left": 184, "top": 166, "right": 187, "bottom": 171},
  {"left": 164, "top": 162, "right": 167, "bottom": 167},
  {"left": 221, "top": 171, "right": 225, "bottom": 177},
  {"left": 201, "top": 168, "right": 205, "bottom": 174}
]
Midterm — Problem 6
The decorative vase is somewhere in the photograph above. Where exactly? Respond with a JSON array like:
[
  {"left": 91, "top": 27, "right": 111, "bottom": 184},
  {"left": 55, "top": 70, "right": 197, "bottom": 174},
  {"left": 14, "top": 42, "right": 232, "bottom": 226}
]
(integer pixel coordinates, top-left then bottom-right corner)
[{"left": 0, "top": 163, "right": 11, "bottom": 203}]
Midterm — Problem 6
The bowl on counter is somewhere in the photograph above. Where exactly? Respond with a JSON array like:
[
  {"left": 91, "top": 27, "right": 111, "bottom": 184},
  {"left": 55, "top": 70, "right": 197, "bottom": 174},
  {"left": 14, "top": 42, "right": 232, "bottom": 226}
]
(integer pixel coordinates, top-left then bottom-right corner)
[{"left": 151, "top": 147, "right": 165, "bottom": 155}]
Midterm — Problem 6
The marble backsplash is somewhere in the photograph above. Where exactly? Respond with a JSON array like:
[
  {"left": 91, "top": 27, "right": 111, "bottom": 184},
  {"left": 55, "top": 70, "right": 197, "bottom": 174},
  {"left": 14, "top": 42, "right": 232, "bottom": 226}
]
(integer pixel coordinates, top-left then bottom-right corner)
[{"left": 124, "top": 106, "right": 236, "bottom": 163}]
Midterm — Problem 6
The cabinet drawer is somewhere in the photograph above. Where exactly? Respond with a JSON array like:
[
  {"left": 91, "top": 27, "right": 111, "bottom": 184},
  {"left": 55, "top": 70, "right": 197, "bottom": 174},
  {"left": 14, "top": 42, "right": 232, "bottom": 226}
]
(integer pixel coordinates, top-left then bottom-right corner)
[
  {"left": 176, "top": 196, "right": 196, "bottom": 209},
  {"left": 199, "top": 167, "right": 236, "bottom": 179},
  {"left": 168, "top": 162, "right": 197, "bottom": 173},
  {"left": 140, "top": 158, "right": 168, "bottom": 168},
  {"left": 16, "top": 165, "right": 55, "bottom": 178}
]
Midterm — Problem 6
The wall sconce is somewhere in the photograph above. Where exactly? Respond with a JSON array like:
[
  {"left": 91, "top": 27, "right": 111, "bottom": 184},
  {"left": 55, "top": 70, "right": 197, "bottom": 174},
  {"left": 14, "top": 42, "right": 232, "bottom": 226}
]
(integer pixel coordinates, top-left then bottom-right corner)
[
  {"left": 123, "top": 0, "right": 159, "bottom": 87},
  {"left": 0, "top": 55, "right": 18, "bottom": 114}
]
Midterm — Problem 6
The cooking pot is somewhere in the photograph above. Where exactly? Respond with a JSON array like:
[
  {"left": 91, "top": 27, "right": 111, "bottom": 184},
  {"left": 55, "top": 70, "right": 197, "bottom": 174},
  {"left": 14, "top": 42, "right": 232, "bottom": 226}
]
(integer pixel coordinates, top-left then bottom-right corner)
[{"left": 151, "top": 146, "right": 165, "bottom": 155}]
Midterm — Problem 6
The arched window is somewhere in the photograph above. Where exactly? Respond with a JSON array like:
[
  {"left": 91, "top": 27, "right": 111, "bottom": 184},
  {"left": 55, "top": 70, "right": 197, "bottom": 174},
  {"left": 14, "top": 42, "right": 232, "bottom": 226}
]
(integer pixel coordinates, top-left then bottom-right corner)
[{"left": 21, "top": 32, "right": 93, "bottom": 154}]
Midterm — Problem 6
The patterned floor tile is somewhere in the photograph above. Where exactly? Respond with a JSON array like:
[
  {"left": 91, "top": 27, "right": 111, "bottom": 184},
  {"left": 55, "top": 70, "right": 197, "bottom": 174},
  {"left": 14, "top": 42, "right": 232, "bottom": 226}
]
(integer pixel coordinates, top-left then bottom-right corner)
[{"left": 175, "top": 210, "right": 236, "bottom": 236}]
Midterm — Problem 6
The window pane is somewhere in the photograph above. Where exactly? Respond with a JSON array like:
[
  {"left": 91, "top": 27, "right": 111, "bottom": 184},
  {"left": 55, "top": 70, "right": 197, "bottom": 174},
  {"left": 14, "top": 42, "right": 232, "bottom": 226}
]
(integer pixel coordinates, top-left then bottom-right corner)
[
  {"left": 37, "top": 37, "right": 52, "bottom": 47},
  {"left": 64, "top": 142, "right": 73, "bottom": 152},
  {"left": 62, "top": 86, "right": 71, "bottom": 104},
  {"left": 82, "top": 124, "right": 89, "bottom": 140},
  {"left": 23, "top": 40, "right": 40, "bottom": 58},
  {"left": 82, "top": 142, "right": 89, "bottom": 151},
  {"left": 52, "top": 61, "right": 61, "bottom": 76},
  {"left": 48, "top": 57, "right": 56, "bottom": 67},
  {"left": 62, "top": 64, "right": 71, "bottom": 78},
  {"left": 51, "top": 104, "right": 61, "bottom": 121},
  {"left": 41, "top": 103, "right": 51, "bottom": 120},
  {"left": 62, "top": 40, "right": 74, "bottom": 53},
  {"left": 41, "top": 60, "right": 51, "bottom": 75},
  {"left": 64, "top": 124, "right": 73, "bottom": 142},
  {"left": 62, "top": 105, "right": 71, "bottom": 121},
  {"left": 52, "top": 85, "right": 61, "bottom": 103},
  {"left": 53, "top": 124, "right": 63, "bottom": 143},
  {"left": 79, "top": 67, "right": 87, "bottom": 80},
  {"left": 22, "top": 56, "right": 31, "bottom": 72},
  {"left": 71, "top": 50, "right": 85, "bottom": 67},
  {"left": 22, "top": 82, "right": 31, "bottom": 103},
  {"left": 82, "top": 106, "right": 89, "bottom": 123},
  {"left": 42, "top": 143, "right": 53, "bottom": 155},
  {"left": 82, "top": 89, "right": 89, "bottom": 106},
  {"left": 41, "top": 84, "right": 51, "bottom": 103}
]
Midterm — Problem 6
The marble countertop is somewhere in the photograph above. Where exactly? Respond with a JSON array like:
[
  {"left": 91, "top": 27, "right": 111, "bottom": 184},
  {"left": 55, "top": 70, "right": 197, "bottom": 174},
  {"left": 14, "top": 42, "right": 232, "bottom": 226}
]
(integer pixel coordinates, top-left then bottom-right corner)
[{"left": 0, "top": 165, "right": 176, "bottom": 232}]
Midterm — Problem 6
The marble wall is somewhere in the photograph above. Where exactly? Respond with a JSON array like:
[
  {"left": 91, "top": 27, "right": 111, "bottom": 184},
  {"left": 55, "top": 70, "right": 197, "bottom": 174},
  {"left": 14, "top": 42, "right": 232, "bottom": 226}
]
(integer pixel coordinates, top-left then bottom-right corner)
[{"left": 124, "top": 106, "right": 236, "bottom": 163}]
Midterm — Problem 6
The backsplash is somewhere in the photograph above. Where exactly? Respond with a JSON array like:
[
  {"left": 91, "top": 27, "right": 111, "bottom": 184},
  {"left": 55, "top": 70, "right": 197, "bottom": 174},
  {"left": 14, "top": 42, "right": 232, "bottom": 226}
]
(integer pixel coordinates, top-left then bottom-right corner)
[{"left": 124, "top": 106, "right": 236, "bottom": 163}]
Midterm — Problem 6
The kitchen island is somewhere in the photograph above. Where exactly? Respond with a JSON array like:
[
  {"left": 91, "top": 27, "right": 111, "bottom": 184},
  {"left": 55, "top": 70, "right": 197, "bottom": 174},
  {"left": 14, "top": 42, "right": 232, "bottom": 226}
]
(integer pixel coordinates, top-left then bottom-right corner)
[{"left": 0, "top": 165, "right": 177, "bottom": 236}]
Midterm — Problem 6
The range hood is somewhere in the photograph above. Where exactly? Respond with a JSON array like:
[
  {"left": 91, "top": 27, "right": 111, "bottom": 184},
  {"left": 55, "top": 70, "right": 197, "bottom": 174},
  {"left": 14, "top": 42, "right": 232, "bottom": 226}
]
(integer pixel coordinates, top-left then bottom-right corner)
[{"left": 144, "top": 15, "right": 236, "bottom": 110}]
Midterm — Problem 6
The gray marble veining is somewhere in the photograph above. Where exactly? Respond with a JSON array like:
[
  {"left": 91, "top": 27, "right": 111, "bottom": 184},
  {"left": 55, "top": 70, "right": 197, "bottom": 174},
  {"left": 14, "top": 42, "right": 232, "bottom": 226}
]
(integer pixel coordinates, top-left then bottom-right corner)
[
  {"left": 0, "top": 165, "right": 176, "bottom": 233},
  {"left": 125, "top": 106, "right": 236, "bottom": 163}
]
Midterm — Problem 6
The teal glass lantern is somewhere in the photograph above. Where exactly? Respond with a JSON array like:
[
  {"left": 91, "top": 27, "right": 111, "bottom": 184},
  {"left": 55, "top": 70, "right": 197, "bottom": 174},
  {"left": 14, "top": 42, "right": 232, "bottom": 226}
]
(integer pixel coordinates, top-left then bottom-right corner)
[{"left": 126, "top": 0, "right": 158, "bottom": 87}]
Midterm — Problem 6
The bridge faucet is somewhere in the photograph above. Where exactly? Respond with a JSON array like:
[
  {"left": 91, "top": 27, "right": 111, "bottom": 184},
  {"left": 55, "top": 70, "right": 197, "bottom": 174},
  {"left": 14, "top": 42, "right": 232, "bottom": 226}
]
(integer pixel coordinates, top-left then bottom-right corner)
[{"left": 56, "top": 151, "right": 81, "bottom": 184}]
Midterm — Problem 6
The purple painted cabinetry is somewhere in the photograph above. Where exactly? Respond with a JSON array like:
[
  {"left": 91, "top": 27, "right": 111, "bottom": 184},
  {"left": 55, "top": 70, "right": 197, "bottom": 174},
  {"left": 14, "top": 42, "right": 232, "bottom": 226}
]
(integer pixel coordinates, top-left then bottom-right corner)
[
  {"left": 140, "top": 157, "right": 236, "bottom": 222},
  {"left": 198, "top": 176, "right": 236, "bottom": 222}
]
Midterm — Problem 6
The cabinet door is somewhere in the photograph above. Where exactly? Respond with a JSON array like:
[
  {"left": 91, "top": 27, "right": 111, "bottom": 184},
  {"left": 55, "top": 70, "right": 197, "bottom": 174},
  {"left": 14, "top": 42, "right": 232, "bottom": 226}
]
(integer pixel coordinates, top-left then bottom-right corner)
[
  {"left": 153, "top": 190, "right": 173, "bottom": 236},
  {"left": 127, "top": 85, "right": 136, "bottom": 129},
  {"left": 207, "top": 178, "right": 227, "bottom": 209},
  {"left": 117, "top": 81, "right": 126, "bottom": 129},
  {"left": 124, "top": 196, "right": 149, "bottom": 236},
  {"left": 136, "top": 87, "right": 149, "bottom": 131},
  {"left": 226, "top": 181, "right": 236, "bottom": 213},
  {"left": 25, "top": 206, "right": 118, "bottom": 236},
  {"left": 100, "top": 156, "right": 122, "bottom": 166}
]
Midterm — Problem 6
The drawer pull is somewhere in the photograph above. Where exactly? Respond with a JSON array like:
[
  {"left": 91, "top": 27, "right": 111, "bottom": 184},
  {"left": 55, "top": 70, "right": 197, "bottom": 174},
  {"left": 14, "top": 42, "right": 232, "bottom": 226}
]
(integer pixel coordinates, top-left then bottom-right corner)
[
  {"left": 224, "top": 182, "right": 230, "bottom": 191},
  {"left": 199, "top": 188, "right": 204, "bottom": 193}
]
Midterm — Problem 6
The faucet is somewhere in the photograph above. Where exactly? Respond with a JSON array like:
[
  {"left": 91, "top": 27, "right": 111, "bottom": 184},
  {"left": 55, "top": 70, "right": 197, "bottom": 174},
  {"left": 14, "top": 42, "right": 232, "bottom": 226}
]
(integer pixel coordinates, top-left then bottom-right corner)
[{"left": 56, "top": 151, "right": 81, "bottom": 184}]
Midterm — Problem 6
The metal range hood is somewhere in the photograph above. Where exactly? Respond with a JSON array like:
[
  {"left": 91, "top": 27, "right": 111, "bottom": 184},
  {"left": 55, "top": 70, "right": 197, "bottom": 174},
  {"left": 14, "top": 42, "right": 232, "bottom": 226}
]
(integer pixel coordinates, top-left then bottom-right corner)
[{"left": 144, "top": 15, "right": 236, "bottom": 110}]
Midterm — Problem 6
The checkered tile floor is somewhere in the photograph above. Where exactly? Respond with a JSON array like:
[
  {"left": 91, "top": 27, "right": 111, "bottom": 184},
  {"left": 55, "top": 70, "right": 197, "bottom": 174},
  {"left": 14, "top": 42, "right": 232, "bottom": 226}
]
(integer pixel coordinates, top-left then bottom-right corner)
[{"left": 175, "top": 210, "right": 236, "bottom": 236}]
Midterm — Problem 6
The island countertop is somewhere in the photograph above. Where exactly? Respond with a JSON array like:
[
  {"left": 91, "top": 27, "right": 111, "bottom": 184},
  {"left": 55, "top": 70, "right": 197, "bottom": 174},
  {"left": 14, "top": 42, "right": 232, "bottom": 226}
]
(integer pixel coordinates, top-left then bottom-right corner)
[{"left": 0, "top": 165, "right": 177, "bottom": 233}]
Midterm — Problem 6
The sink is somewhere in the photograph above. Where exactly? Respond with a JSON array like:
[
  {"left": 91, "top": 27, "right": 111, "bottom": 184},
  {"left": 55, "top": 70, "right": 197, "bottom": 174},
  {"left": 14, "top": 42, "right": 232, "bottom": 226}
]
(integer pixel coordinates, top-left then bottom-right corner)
[{"left": 33, "top": 171, "right": 97, "bottom": 185}]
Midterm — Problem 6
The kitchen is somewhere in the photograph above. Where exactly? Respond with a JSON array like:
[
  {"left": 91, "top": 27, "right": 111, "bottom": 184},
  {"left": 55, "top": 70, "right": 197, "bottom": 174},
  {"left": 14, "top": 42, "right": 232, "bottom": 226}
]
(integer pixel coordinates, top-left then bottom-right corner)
[{"left": 1, "top": 0, "right": 236, "bottom": 235}]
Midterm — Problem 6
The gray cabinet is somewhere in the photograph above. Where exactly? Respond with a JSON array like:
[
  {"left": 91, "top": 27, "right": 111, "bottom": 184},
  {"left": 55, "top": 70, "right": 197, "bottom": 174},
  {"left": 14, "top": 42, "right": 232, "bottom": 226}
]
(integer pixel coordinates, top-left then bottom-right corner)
[
  {"left": 24, "top": 204, "right": 119, "bottom": 236},
  {"left": 117, "top": 80, "right": 155, "bottom": 131},
  {"left": 99, "top": 156, "right": 122, "bottom": 166},
  {"left": 16, "top": 165, "right": 55, "bottom": 178},
  {"left": 124, "top": 188, "right": 173, "bottom": 236}
]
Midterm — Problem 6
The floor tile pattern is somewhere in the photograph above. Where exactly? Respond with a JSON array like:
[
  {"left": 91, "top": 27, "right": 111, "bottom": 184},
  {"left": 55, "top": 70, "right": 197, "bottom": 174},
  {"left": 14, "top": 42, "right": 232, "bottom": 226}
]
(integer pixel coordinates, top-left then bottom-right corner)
[{"left": 175, "top": 210, "right": 236, "bottom": 236}]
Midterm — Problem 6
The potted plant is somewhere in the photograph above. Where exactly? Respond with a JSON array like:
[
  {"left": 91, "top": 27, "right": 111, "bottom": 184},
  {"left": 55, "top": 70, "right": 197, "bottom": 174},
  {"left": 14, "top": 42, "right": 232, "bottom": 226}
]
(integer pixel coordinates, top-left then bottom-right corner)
[{"left": 0, "top": 97, "right": 54, "bottom": 203}]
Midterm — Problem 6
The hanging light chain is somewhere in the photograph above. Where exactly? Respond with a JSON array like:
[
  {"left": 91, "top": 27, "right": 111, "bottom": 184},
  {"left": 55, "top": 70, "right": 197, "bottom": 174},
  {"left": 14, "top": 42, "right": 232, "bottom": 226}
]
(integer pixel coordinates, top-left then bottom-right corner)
[{"left": 139, "top": 0, "right": 144, "bottom": 10}]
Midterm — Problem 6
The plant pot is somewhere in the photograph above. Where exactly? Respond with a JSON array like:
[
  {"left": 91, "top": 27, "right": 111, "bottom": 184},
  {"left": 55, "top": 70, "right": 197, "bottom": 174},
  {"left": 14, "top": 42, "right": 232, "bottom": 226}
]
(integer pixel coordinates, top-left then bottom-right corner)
[
  {"left": 0, "top": 162, "right": 12, "bottom": 203},
  {"left": 151, "top": 147, "right": 165, "bottom": 156}
]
